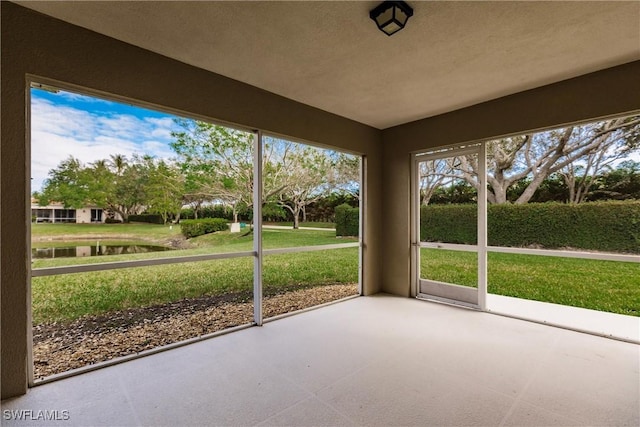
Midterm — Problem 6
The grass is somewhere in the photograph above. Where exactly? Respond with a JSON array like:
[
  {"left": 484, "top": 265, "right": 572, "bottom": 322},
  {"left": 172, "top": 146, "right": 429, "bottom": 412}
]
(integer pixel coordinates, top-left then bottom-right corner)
[
  {"left": 192, "top": 227, "right": 351, "bottom": 250},
  {"left": 31, "top": 223, "right": 359, "bottom": 324},
  {"left": 421, "top": 249, "right": 640, "bottom": 317},
  {"left": 32, "top": 248, "right": 359, "bottom": 324},
  {"left": 31, "top": 227, "right": 357, "bottom": 269},
  {"left": 264, "top": 221, "right": 336, "bottom": 229},
  {"left": 32, "top": 222, "right": 182, "bottom": 240},
  {"left": 31, "top": 223, "right": 639, "bottom": 324}
]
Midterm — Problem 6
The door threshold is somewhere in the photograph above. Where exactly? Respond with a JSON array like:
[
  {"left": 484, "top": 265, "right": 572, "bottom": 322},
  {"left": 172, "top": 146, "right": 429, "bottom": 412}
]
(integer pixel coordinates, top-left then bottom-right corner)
[{"left": 416, "top": 293, "right": 480, "bottom": 310}]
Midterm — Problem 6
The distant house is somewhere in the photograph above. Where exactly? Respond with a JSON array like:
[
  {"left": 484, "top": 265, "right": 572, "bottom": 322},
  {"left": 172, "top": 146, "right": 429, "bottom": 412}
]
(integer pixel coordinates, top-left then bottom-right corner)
[{"left": 31, "top": 199, "right": 106, "bottom": 224}]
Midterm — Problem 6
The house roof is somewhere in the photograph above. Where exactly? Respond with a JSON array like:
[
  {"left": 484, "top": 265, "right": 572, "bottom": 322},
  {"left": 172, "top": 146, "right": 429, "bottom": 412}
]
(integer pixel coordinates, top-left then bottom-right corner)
[
  {"left": 30, "top": 198, "right": 101, "bottom": 210},
  {"left": 15, "top": 1, "right": 640, "bottom": 129}
]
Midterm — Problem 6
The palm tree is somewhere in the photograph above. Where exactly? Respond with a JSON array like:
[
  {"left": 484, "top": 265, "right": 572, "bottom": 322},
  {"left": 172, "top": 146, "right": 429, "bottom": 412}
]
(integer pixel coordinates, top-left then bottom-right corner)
[
  {"left": 91, "top": 159, "right": 109, "bottom": 170},
  {"left": 109, "top": 154, "right": 128, "bottom": 176}
]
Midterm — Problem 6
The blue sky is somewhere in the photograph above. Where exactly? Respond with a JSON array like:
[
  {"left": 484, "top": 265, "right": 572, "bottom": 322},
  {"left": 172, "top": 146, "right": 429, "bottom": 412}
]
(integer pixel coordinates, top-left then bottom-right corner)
[
  {"left": 31, "top": 88, "right": 180, "bottom": 191},
  {"left": 30, "top": 87, "right": 638, "bottom": 193}
]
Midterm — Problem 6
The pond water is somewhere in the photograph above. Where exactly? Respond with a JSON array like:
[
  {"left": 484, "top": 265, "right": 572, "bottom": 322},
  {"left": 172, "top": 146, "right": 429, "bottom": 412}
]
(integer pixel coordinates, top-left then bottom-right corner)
[{"left": 32, "top": 243, "right": 173, "bottom": 259}]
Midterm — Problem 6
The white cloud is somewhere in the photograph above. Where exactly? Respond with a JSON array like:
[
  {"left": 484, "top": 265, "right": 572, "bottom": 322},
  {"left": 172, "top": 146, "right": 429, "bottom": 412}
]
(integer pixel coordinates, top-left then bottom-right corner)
[
  {"left": 55, "top": 91, "right": 114, "bottom": 105},
  {"left": 145, "top": 116, "right": 175, "bottom": 128},
  {"left": 150, "top": 127, "right": 174, "bottom": 140},
  {"left": 30, "top": 97, "right": 179, "bottom": 191},
  {"left": 146, "top": 117, "right": 178, "bottom": 140},
  {"left": 31, "top": 98, "right": 95, "bottom": 140},
  {"left": 140, "top": 140, "right": 175, "bottom": 159}
]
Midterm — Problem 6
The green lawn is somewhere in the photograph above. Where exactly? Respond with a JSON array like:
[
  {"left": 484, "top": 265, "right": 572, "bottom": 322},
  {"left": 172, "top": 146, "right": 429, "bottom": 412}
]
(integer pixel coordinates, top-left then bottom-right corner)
[
  {"left": 192, "top": 227, "right": 350, "bottom": 251},
  {"left": 31, "top": 224, "right": 639, "bottom": 324},
  {"left": 32, "top": 222, "right": 182, "bottom": 240},
  {"left": 31, "top": 223, "right": 358, "bottom": 324},
  {"left": 32, "top": 226, "right": 356, "bottom": 269},
  {"left": 264, "top": 221, "right": 336, "bottom": 229},
  {"left": 421, "top": 249, "right": 640, "bottom": 317},
  {"left": 32, "top": 248, "right": 359, "bottom": 324}
]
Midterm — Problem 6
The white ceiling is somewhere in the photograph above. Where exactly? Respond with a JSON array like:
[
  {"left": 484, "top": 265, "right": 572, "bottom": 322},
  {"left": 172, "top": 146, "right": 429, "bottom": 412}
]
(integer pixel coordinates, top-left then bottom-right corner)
[{"left": 16, "top": 1, "right": 640, "bottom": 129}]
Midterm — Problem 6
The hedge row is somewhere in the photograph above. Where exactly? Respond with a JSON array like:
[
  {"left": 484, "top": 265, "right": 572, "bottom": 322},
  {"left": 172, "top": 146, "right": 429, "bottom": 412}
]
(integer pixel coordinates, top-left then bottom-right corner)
[
  {"left": 421, "top": 205, "right": 478, "bottom": 244},
  {"left": 180, "top": 218, "right": 229, "bottom": 238},
  {"left": 335, "top": 204, "right": 359, "bottom": 237},
  {"left": 128, "top": 214, "right": 164, "bottom": 224},
  {"left": 181, "top": 206, "right": 235, "bottom": 221},
  {"left": 421, "top": 201, "right": 640, "bottom": 253}
]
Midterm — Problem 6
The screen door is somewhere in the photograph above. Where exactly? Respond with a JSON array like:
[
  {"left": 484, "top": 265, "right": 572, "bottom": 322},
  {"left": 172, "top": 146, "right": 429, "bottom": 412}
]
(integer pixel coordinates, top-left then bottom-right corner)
[{"left": 413, "top": 145, "right": 485, "bottom": 308}]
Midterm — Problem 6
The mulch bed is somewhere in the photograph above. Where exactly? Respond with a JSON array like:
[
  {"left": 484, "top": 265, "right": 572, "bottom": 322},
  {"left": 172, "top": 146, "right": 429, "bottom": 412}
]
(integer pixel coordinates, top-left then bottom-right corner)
[{"left": 33, "top": 284, "right": 358, "bottom": 379}]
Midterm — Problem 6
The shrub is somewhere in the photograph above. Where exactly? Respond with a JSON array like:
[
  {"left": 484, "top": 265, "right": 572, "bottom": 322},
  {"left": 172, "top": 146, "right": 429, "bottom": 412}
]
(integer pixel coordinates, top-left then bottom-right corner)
[
  {"left": 180, "top": 218, "right": 229, "bottom": 238},
  {"left": 335, "top": 204, "right": 359, "bottom": 237},
  {"left": 420, "top": 204, "right": 477, "bottom": 244},
  {"left": 105, "top": 218, "right": 122, "bottom": 224},
  {"left": 421, "top": 201, "right": 640, "bottom": 253},
  {"left": 200, "top": 205, "right": 233, "bottom": 220},
  {"left": 180, "top": 208, "right": 196, "bottom": 220},
  {"left": 128, "top": 214, "right": 164, "bottom": 224},
  {"left": 181, "top": 205, "right": 236, "bottom": 221},
  {"left": 262, "top": 203, "right": 287, "bottom": 222}
]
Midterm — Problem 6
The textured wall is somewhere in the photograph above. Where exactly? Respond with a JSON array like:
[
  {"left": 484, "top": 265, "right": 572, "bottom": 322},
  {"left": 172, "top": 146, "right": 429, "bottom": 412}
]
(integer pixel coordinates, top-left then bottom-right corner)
[
  {"left": 380, "top": 61, "right": 640, "bottom": 297},
  {"left": 1, "top": 3, "right": 382, "bottom": 399},
  {"left": 3, "top": 0, "right": 638, "bottom": 400}
]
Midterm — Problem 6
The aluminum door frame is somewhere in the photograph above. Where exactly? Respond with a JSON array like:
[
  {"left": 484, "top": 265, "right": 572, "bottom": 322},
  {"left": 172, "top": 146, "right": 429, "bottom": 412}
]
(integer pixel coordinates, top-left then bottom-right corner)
[{"left": 411, "top": 144, "right": 487, "bottom": 310}]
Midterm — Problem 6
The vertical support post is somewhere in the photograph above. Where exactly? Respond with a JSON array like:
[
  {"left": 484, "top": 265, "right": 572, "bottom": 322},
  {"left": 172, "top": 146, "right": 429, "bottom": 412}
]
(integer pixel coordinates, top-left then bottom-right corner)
[
  {"left": 357, "top": 156, "right": 365, "bottom": 296},
  {"left": 26, "top": 82, "right": 34, "bottom": 387},
  {"left": 409, "top": 154, "right": 418, "bottom": 297},
  {"left": 253, "top": 131, "right": 263, "bottom": 325},
  {"left": 477, "top": 143, "right": 488, "bottom": 310}
]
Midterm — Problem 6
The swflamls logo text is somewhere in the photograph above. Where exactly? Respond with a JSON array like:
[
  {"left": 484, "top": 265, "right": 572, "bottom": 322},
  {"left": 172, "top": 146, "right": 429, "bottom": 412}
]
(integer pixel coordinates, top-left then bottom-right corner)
[{"left": 3, "top": 409, "right": 70, "bottom": 421}]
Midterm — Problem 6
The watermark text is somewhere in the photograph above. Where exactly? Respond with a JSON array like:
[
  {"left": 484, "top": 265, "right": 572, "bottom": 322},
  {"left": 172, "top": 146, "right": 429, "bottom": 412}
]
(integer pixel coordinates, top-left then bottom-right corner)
[{"left": 3, "top": 409, "right": 70, "bottom": 421}]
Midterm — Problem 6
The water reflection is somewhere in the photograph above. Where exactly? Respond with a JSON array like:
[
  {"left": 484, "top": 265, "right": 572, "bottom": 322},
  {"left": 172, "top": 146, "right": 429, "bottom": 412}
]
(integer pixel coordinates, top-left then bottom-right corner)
[{"left": 32, "top": 244, "right": 173, "bottom": 259}]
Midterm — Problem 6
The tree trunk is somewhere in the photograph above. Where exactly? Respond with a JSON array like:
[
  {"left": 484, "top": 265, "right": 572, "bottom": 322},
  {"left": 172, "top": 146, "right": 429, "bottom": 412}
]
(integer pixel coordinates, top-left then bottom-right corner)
[
  {"left": 293, "top": 210, "right": 300, "bottom": 229},
  {"left": 491, "top": 186, "right": 508, "bottom": 204},
  {"left": 568, "top": 183, "right": 576, "bottom": 204},
  {"left": 515, "top": 173, "right": 549, "bottom": 204}
]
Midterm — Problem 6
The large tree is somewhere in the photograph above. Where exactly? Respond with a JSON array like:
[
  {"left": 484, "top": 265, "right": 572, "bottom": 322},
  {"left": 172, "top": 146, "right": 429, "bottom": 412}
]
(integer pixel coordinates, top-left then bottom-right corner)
[
  {"left": 455, "top": 116, "right": 640, "bottom": 204},
  {"left": 418, "top": 157, "right": 463, "bottom": 206},
  {"left": 557, "top": 119, "right": 640, "bottom": 203},
  {"left": 274, "top": 144, "right": 333, "bottom": 229},
  {"left": 591, "top": 160, "right": 640, "bottom": 201},
  {"left": 171, "top": 120, "right": 296, "bottom": 223},
  {"left": 37, "top": 156, "right": 90, "bottom": 208},
  {"left": 171, "top": 119, "right": 255, "bottom": 222},
  {"left": 102, "top": 154, "right": 150, "bottom": 221},
  {"left": 145, "top": 158, "right": 185, "bottom": 224},
  {"left": 329, "top": 152, "right": 361, "bottom": 200},
  {"left": 170, "top": 119, "right": 363, "bottom": 227},
  {"left": 38, "top": 154, "right": 152, "bottom": 222}
]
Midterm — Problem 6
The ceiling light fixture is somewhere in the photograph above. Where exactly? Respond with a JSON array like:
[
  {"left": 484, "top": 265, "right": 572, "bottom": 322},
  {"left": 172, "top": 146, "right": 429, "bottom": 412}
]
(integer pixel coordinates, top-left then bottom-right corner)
[{"left": 369, "top": 1, "right": 414, "bottom": 36}]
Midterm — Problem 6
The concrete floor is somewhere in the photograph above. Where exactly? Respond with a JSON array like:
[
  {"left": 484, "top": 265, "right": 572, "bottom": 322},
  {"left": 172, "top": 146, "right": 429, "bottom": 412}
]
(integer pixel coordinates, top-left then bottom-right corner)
[
  {"left": 487, "top": 294, "right": 640, "bottom": 343},
  {"left": 2, "top": 294, "right": 639, "bottom": 426}
]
